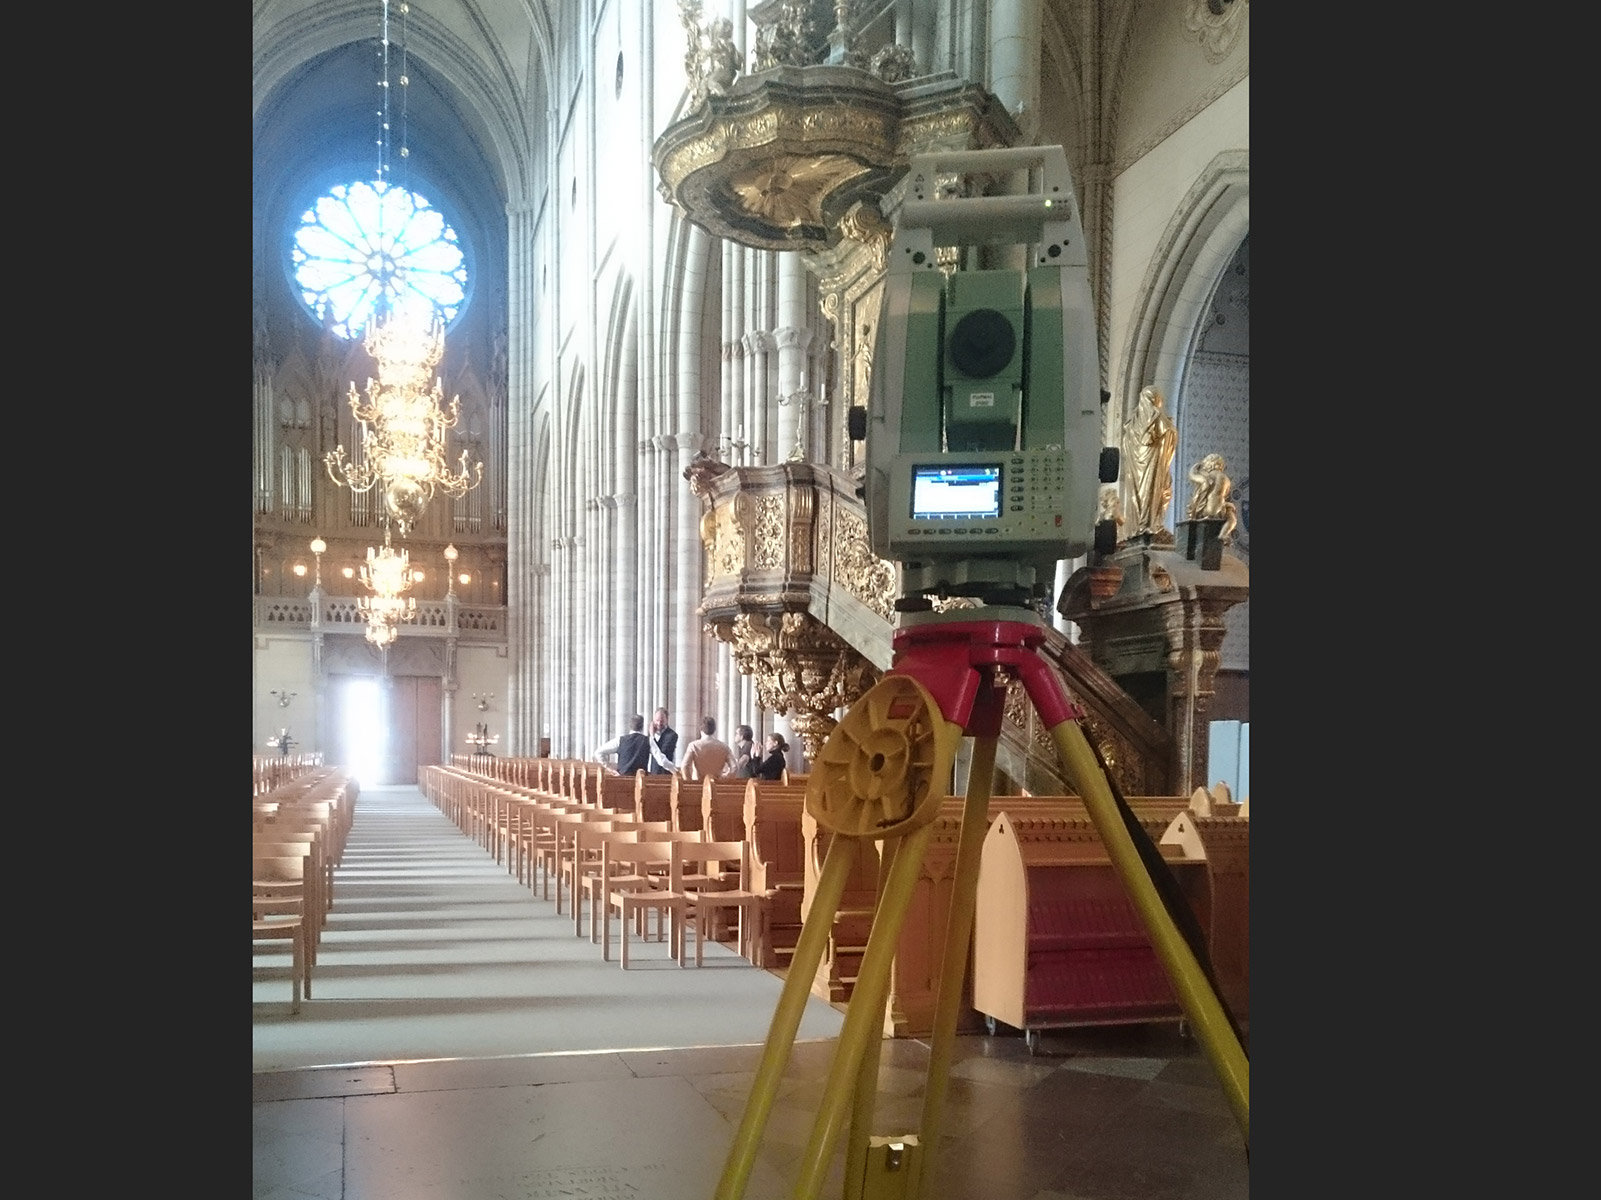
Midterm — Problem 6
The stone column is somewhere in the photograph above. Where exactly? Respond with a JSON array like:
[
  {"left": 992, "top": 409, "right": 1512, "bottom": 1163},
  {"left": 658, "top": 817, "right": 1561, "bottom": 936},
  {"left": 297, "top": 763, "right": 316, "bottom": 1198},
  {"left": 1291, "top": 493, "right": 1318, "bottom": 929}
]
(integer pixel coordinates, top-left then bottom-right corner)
[
  {"left": 505, "top": 198, "right": 541, "bottom": 756},
  {"left": 1161, "top": 595, "right": 1234, "bottom": 797},
  {"left": 775, "top": 256, "right": 813, "bottom": 461}
]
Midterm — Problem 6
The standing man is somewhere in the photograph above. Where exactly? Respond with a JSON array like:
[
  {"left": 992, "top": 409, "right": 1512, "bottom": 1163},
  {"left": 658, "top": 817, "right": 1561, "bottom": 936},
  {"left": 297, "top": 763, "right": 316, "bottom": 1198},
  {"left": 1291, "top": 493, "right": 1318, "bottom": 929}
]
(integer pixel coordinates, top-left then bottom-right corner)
[
  {"left": 731, "top": 724, "right": 756, "bottom": 778},
  {"left": 679, "top": 716, "right": 735, "bottom": 781},
  {"left": 594, "top": 714, "right": 651, "bottom": 775},
  {"left": 647, "top": 707, "right": 679, "bottom": 775}
]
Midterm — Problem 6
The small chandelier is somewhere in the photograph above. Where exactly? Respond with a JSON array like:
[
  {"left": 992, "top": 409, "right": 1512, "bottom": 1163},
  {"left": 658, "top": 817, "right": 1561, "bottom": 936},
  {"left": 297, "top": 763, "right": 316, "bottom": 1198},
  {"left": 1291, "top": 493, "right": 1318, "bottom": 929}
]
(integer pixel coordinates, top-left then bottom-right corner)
[
  {"left": 359, "top": 531, "right": 417, "bottom": 648},
  {"left": 322, "top": 0, "right": 484, "bottom": 536}
]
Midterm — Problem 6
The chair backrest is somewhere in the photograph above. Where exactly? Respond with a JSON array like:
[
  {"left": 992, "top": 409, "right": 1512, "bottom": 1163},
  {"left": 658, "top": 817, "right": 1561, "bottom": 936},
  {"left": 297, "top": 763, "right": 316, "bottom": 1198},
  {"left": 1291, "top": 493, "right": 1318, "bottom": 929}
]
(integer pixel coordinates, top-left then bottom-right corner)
[
  {"left": 253, "top": 853, "right": 307, "bottom": 886},
  {"left": 682, "top": 839, "right": 751, "bottom": 888},
  {"left": 600, "top": 838, "right": 681, "bottom": 886}
]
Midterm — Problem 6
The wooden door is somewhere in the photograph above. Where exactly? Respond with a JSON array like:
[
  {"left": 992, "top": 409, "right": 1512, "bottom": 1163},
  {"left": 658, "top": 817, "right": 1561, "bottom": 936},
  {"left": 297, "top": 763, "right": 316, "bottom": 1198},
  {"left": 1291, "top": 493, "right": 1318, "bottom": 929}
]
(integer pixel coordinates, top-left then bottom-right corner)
[
  {"left": 383, "top": 675, "right": 443, "bottom": 784},
  {"left": 326, "top": 674, "right": 442, "bottom": 785}
]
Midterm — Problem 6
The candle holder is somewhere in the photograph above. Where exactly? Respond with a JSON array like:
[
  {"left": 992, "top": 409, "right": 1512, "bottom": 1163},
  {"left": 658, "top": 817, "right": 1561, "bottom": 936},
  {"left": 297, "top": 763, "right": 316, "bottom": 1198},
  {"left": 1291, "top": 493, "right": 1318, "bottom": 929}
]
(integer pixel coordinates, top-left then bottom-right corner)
[{"left": 466, "top": 722, "right": 499, "bottom": 759}]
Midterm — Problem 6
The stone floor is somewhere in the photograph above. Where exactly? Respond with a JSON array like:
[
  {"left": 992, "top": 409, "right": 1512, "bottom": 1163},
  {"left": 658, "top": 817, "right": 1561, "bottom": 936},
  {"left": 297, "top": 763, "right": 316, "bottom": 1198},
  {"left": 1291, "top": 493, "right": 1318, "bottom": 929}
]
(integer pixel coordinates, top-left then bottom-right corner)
[{"left": 254, "top": 785, "right": 1248, "bottom": 1198}]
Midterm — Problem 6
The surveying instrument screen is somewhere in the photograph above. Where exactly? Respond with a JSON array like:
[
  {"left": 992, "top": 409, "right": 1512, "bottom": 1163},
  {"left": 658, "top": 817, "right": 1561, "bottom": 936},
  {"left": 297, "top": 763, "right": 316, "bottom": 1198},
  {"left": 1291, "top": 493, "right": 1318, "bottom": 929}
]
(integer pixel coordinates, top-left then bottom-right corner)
[{"left": 908, "top": 464, "right": 1001, "bottom": 519}]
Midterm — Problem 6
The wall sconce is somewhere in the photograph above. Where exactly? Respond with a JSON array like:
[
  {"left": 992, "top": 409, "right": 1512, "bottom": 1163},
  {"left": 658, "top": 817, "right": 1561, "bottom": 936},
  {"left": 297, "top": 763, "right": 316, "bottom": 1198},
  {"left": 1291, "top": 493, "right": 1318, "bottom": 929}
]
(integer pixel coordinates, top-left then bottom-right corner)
[
  {"left": 271, "top": 690, "right": 296, "bottom": 708},
  {"left": 473, "top": 692, "right": 493, "bottom": 711}
]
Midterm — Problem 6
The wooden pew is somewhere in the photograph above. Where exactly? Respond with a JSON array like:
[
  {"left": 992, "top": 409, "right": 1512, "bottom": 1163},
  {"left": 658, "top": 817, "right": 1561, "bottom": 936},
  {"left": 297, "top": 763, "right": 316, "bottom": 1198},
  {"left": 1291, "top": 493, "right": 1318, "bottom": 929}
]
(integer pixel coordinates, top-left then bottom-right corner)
[
  {"left": 790, "top": 789, "right": 1222, "bottom": 1039},
  {"left": 667, "top": 774, "right": 701, "bottom": 834},
  {"left": 744, "top": 782, "right": 807, "bottom": 969},
  {"left": 634, "top": 773, "right": 676, "bottom": 826},
  {"left": 595, "top": 769, "right": 639, "bottom": 813},
  {"left": 700, "top": 778, "right": 751, "bottom": 842}
]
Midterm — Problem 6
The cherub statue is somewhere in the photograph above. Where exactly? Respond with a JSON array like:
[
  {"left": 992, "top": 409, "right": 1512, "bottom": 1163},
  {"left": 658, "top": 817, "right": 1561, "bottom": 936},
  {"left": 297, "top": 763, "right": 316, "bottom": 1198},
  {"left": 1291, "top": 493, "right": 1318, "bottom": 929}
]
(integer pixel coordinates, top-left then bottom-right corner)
[
  {"left": 679, "top": 3, "right": 740, "bottom": 108},
  {"left": 1186, "top": 452, "right": 1239, "bottom": 543},
  {"left": 1096, "top": 484, "right": 1123, "bottom": 530},
  {"left": 701, "top": 18, "right": 740, "bottom": 94}
]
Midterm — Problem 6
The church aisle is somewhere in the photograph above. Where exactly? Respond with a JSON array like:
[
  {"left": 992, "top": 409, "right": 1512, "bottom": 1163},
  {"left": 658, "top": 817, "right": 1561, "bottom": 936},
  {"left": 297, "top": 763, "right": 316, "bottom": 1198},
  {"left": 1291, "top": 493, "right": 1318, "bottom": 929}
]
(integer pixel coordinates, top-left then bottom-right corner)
[{"left": 253, "top": 783, "right": 845, "bottom": 1072}]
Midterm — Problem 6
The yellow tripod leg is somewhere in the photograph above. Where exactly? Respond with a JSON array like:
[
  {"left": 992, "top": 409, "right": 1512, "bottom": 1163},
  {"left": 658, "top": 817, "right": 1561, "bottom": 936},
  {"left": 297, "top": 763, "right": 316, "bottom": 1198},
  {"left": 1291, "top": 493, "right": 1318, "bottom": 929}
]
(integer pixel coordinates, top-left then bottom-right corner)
[
  {"left": 843, "top": 836, "right": 900, "bottom": 1200},
  {"left": 905, "top": 732, "right": 997, "bottom": 1199},
  {"left": 792, "top": 820, "right": 935, "bottom": 1198},
  {"left": 715, "top": 833, "right": 860, "bottom": 1200},
  {"left": 1051, "top": 718, "right": 1249, "bottom": 1145}
]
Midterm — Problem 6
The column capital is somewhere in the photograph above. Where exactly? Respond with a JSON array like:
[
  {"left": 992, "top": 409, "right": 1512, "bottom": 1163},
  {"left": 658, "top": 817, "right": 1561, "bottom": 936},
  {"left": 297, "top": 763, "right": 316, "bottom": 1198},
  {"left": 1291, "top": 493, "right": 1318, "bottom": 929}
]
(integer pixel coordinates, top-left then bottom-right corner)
[{"left": 773, "top": 326, "right": 813, "bottom": 352}]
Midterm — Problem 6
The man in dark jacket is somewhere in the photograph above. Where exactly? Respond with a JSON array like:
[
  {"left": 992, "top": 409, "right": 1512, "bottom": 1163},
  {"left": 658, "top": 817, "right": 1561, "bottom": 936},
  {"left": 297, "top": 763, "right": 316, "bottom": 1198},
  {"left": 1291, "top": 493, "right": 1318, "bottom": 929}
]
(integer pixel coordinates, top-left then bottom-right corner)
[
  {"left": 647, "top": 707, "right": 679, "bottom": 774},
  {"left": 595, "top": 714, "right": 651, "bottom": 775}
]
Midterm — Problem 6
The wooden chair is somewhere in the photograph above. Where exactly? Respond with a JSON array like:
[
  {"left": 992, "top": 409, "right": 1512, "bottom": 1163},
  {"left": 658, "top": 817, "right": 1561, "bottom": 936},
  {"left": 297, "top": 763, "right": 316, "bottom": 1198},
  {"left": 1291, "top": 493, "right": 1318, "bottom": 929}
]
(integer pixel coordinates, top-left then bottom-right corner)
[
  {"left": 524, "top": 799, "right": 582, "bottom": 900},
  {"left": 679, "top": 840, "right": 766, "bottom": 967},
  {"left": 601, "top": 840, "right": 688, "bottom": 969},
  {"left": 253, "top": 854, "right": 310, "bottom": 1014},
  {"left": 561, "top": 818, "right": 641, "bottom": 936},
  {"left": 579, "top": 824, "right": 675, "bottom": 943},
  {"left": 252, "top": 833, "right": 327, "bottom": 964},
  {"left": 253, "top": 816, "right": 334, "bottom": 919},
  {"left": 550, "top": 808, "right": 615, "bottom": 915}
]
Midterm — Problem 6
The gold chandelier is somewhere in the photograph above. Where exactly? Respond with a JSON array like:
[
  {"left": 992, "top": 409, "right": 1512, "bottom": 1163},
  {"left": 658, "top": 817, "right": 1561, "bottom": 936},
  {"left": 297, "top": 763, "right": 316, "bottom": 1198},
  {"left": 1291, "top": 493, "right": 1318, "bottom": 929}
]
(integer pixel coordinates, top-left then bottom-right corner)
[
  {"left": 325, "top": 303, "right": 484, "bottom": 534},
  {"left": 322, "top": 0, "right": 483, "bottom": 536},
  {"left": 359, "top": 531, "right": 418, "bottom": 648}
]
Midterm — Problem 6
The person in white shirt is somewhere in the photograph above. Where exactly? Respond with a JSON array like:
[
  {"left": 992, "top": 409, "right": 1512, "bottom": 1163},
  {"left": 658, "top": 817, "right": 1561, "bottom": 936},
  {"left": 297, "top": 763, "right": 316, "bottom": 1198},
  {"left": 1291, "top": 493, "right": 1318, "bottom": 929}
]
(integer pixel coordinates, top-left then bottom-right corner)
[
  {"left": 678, "top": 716, "right": 735, "bottom": 781},
  {"left": 594, "top": 714, "right": 651, "bottom": 775}
]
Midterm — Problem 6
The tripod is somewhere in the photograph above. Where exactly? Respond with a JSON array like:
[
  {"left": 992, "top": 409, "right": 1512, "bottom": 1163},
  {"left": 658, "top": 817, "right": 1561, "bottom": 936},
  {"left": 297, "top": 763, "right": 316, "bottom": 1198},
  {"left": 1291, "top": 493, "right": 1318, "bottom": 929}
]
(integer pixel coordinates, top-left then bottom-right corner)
[{"left": 716, "top": 606, "right": 1249, "bottom": 1200}]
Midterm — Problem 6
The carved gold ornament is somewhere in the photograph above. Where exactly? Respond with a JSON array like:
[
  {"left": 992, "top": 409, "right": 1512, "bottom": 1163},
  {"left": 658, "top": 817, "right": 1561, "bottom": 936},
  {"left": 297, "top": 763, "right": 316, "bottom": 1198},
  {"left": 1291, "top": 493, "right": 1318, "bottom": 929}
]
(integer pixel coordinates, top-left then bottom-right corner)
[{"left": 728, "top": 154, "right": 861, "bottom": 228}]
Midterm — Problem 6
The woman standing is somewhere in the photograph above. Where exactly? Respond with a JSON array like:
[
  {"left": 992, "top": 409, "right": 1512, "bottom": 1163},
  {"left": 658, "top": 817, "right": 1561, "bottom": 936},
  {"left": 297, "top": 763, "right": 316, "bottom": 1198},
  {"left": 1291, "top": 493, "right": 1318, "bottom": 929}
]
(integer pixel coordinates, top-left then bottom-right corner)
[{"left": 755, "top": 733, "right": 789, "bottom": 781}]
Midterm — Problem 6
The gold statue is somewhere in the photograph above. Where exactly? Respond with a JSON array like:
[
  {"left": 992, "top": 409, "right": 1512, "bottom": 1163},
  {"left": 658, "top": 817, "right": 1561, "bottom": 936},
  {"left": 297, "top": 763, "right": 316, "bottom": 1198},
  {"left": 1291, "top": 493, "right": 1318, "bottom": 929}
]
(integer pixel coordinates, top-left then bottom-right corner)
[
  {"left": 1186, "top": 453, "right": 1239, "bottom": 544},
  {"left": 679, "top": 2, "right": 740, "bottom": 108},
  {"left": 1121, "top": 385, "right": 1178, "bottom": 535}
]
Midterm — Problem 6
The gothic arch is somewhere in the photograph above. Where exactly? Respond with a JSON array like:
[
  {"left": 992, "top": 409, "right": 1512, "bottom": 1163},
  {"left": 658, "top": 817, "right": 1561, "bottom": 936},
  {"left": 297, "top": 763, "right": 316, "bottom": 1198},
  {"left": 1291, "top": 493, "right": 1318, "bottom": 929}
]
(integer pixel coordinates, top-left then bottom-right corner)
[
  {"left": 1119, "top": 150, "right": 1249, "bottom": 423},
  {"left": 250, "top": 0, "right": 544, "bottom": 201}
]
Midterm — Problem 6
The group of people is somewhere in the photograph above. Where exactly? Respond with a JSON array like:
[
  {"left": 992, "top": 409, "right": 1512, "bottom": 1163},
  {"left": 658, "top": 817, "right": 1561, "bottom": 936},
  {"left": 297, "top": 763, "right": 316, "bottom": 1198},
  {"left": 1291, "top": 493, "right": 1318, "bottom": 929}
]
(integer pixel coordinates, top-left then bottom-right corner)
[{"left": 593, "top": 708, "right": 790, "bottom": 781}]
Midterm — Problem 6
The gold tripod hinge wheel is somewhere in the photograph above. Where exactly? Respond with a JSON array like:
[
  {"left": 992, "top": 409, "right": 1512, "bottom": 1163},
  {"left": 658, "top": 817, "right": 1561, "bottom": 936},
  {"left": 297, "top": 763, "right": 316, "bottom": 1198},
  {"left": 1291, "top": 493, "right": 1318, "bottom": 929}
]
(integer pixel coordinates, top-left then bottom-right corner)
[{"left": 805, "top": 674, "right": 958, "bottom": 839}]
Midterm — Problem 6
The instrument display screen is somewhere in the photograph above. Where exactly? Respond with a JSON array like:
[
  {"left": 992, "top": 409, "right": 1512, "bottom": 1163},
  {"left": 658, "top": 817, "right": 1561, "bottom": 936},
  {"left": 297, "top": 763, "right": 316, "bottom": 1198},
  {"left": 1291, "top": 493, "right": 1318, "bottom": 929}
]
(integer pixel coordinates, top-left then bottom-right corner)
[{"left": 910, "top": 464, "right": 1002, "bottom": 519}]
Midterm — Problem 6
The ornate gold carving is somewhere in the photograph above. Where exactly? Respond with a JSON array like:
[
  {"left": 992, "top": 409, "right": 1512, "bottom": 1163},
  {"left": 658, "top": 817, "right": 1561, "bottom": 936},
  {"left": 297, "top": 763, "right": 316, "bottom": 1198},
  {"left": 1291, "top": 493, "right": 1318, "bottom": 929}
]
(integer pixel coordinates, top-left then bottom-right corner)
[
  {"left": 727, "top": 154, "right": 867, "bottom": 228},
  {"left": 832, "top": 509, "right": 897, "bottom": 620},
  {"left": 868, "top": 44, "right": 916, "bottom": 84},
  {"left": 713, "top": 609, "right": 880, "bottom": 760},
  {"left": 653, "top": 67, "right": 905, "bottom": 251},
  {"left": 816, "top": 491, "right": 833, "bottom": 579},
  {"left": 750, "top": 0, "right": 830, "bottom": 69},
  {"left": 679, "top": 0, "right": 741, "bottom": 110},
  {"left": 716, "top": 503, "right": 744, "bottom": 576},
  {"left": 753, "top": 495, "right": 785, "bottom": 568},
  {"left": 838, "top": 200, "right": 891, "bottom": 271},
  {"left": 789, "top": 486, "right": 814, "bottom": 572}
]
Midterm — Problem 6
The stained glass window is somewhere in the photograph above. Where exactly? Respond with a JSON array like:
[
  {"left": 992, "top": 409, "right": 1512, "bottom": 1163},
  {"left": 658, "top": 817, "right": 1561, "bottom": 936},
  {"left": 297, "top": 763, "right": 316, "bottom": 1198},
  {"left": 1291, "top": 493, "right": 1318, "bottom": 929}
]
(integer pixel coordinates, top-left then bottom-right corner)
[{"left": 291, "top": 179, "right": 468, "bottom": 339}]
